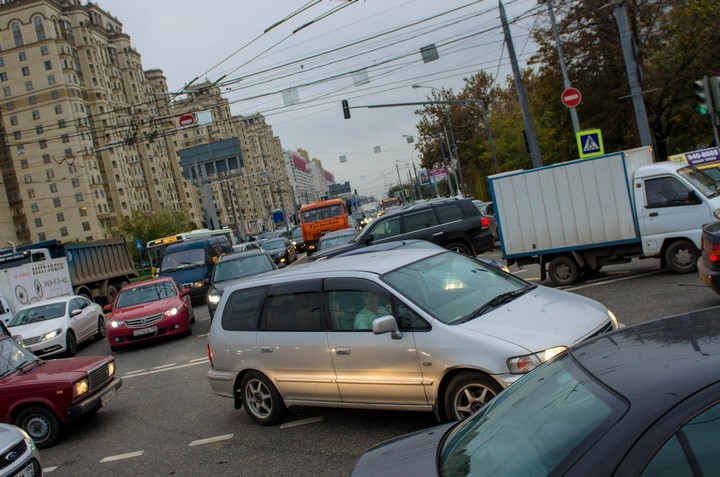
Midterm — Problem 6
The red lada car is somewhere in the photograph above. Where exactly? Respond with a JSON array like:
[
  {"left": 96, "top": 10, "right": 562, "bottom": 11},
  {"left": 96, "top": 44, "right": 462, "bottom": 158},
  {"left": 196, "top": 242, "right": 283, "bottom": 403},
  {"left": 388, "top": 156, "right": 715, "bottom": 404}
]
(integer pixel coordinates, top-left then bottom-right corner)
[
  {"left": 0, "top": 334, "right": 122, "bottom": 448},
  {"left": 105, "top": 278, "right": 194, "bottom": 351}
]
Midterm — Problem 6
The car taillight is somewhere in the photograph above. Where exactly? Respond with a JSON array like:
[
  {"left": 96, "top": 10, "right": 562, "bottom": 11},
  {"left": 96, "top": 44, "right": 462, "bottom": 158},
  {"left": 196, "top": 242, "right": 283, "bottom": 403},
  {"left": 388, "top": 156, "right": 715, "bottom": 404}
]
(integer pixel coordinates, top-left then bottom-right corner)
[
  {"left": 207, "top": 342, "right": 214, "bottom": 367},
  {"left": 706, "top": 242, "right": 720, "bottom": 262},
  {"left": 481, "top": 217, "right": 490, "bottom": 228}
]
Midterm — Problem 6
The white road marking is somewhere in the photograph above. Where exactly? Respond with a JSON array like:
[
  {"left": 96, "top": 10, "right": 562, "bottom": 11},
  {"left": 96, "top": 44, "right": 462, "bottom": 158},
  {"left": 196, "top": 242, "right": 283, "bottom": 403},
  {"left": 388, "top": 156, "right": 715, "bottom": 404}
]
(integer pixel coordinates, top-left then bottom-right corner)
[
  {"left": 280, "top": 416, "right": 324, "bottom": 429},
  {"left": 123, "top": 360, "right": 208, "bottom": 378},
  {"left": 125, "top": 368, "right": 147, "bottom": 375},
  {"left": 150, "top": 363, "right": 176, "bottom": 370},
  {"left": 564, "top": 270, "right": 663, "bottom": 291},
  {"left": 100, "top": 450, "right": 144, "bottom": 463},
  {"left": 44, "top": 466, "right": 58, "bottom": 473},
  {"left": 197, "top": 333, "right": 209, "bottom": 338},
  {"left": 197, "top": 317, "right": 211, "bottom": 322},
  {"left": 189, "top": 434, "right": 234, "bottom": 446},
  {"left": 189, "top": 357, "right": 209, "bottom": 363}
]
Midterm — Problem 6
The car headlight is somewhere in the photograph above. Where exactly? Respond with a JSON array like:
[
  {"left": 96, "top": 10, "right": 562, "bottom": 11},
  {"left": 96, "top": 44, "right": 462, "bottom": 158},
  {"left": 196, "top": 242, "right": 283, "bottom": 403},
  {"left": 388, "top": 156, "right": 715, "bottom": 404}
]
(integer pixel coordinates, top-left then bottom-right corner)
[
  {"left": 40, "top": 329, "right": 62, "bottom": 342},
  {"left": 714, "top": 208, "right": 720, "bottom": 220},
  {"left": 73, "top": 378, "right": 89, "bottom": 398},
  {"left": 507, "top": 346, "right": 567, "bottom": 374},
  {"left": 110, "top": 320, "right": 121, "bottom": 328},
  {"left": 107, "top": 361, "right": 115, "bottom": 377},
  {"left": 608, "top": 309, "right": 620, "bottom": 329},
  {"left": 164, "top": 306, "right": 181, "bottom": 316},
  {"left": 193, "top": 281, "right": 204, "bottom": 288},
  {"left": 208, "top": 293, "right": 221, "bottom": 304}
]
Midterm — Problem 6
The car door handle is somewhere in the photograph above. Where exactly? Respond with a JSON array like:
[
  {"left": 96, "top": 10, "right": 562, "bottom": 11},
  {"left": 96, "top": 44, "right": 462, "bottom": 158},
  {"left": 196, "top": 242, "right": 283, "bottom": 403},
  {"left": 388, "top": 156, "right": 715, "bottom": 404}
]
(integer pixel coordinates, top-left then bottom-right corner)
[
  {"left": 336, "top": 347, "right": 351, "bottom": 355},
  {"left": 433, "top": 231, "right": 443, "bottom": 236},
  {"left": 260, "top": 346, "right": 273, "bottom": 353},
  {"left": 649, "top": 212, "right": 658, "bottom": 217}
]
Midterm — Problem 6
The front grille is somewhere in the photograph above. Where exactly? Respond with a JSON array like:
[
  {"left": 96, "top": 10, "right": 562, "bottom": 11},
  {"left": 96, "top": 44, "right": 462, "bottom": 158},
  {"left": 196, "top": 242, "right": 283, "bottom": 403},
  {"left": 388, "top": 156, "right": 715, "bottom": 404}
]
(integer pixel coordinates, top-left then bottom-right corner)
[
  {"left": 586, "top": 320, "right": 615, "bottom": 341},
  {"left": 0, "top": 438, "right": 26, "bottom": 470},
  {"left": 88, "top": 362, "right": 111, "bottom": 392},
  {"left": 124, "top": 313, "right": 162, "bottom": 328},
  {"left": 181, "top": 282, "right": 192, "bottom": 289},
  {"left": 20, "top": 336, "right": 41, "bottom": 346}
]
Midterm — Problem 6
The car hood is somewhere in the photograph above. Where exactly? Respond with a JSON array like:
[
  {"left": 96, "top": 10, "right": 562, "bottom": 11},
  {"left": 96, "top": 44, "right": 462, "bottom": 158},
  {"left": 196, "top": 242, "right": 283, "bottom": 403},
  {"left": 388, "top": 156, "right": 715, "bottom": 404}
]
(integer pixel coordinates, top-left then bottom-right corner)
[
  {"left": 0, "top": 424, "right": 26, "bottom": 448},
  {"left": 457, "top": 286, "right": 611, "bottom": 352},
  {"left": 9, "top": 316, "right": 66, "bottom": 339},
  {"left": 111, "top": 298, "right": 179, "bottom": 320},
  {"left": 3, "top": 356, "right": 110, "bottom": 385},
  {"left": 351, "top": 422, "right": 452, "bottom": 477}
]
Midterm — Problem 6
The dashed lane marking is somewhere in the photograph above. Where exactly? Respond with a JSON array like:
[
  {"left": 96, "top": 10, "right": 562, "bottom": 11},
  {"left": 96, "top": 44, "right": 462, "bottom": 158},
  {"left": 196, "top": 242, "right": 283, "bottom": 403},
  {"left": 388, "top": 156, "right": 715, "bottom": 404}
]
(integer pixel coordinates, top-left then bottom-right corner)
[
  {"left": 280, "top": 416, "right": 324, "bottom": 429},
  {"left": 151, "top": 363, "right": 176, "bottom": 370},
  {"left": 100, "top": 450, "right": 144, "bottom": 463},
  {"left": 189, "top": 434, "right": 234, "bottom": 446},
  {"left": 44, "top": 466, "right": 57, "bottom": 473},
  {"left": 189, "top": 357, "right": 209, "bottom": 363},
  {"left": 122, "top": 360, "right": 208, "bottom": 379},
  {"left": 197, "top": 333, "right": 209, "bottom": 338}
]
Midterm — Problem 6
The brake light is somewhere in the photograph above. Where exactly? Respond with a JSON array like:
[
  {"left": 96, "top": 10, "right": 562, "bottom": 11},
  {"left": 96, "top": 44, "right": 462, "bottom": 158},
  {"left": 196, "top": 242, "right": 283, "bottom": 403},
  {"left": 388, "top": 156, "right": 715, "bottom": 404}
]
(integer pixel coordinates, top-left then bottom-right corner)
[
  {"left": 207, "top": 342, "right": 214, "bottom": 367},
  {"left": 481, "top": 217, "right": 490, "bottom": 228},
  {"left": 703, "top": 236, "right": 720, "bottom": 262}
]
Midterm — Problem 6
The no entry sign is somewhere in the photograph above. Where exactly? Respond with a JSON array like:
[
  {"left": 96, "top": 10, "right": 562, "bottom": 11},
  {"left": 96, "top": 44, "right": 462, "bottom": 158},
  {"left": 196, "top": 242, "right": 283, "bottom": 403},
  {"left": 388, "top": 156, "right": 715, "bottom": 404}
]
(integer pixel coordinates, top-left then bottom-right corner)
[{"left": 561, "top": 88, "right": 582, "bottom": 108}]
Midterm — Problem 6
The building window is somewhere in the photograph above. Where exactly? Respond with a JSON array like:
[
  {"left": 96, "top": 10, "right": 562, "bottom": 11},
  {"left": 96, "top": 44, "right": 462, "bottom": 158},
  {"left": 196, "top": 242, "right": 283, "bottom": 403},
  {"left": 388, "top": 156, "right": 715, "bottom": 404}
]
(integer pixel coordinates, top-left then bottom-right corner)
[
  {"left": 0, "top": 57, "right": 3, "bottom": 67},
  {"left": 13, "top": 131, "right": 21, "bottom": 140},
  {"left": 38, "top": 232, "right": 46, "bottom": 242},
  {"left": 34, "top": 218, "right": 42, "bottom": 227},
  {"left": 57, "top": 119, "right": 65, "bottom": 128},
  {"left": 79, "top": 207, "right": 87, "bottom": 216},
  {"left": 75, "top": 192, "right": 83, "bottom": 202},
  {"left": 61, "top": 134, "right": 69, "bottom": 143},
  {"left": 25, "top": 81, "right": 33, "bottom": 91},
  {"left": 9, "top": 116, "right": 17, "bottom": 126},
  {"left": 28, "top": 95, "right": 36, "bottom": 105},
  {"left": 11, "top": 22, "right": 23, "bottom": 47},
  {"left": 23, "top": 174, "right": 32, "bottom": 184},
  {"left": 32, "top": 110, "right": 40, "bottom": 120},
  {"left": 60, "top": 227, "right": 68, "bottom": 237},
  {"left": 27, "top": 189, "right": 35, "bottom": 199},
  {"left": 46, "top": 169, "right": 54, "bottom": 179},
  {"left": 0, "top": 72, "right": 7, "bottom": 82},
  {"left": 40, "top": 46, "right": 48, "bottom": 56},
  {"left": 54, "top": 105, "right": 62, "bottom": 114},
  {"left": 47, "top": 74, "right": 56, "bottom": 85},
  {"left": 82, "top": 222, "right": 90, "bottom": 231},
  {"left": 53, "top": 197, "right": 61, "bottom": 208},
  {"left": 22, "top": 66, "right": 30, "bottom": 76},
  {"left": 71, "top": 177, "right": 79, "bottom": 187},
  {"left": 50, "top": 89, "right": 59, "bottom": 99},
  {"left": 49, "top": 183, "right": 57, "bottom": 193},
  {"left": 20, "top": 159, "right": 28, "bottom": 169},
  {"left": 44, "top": 61, "right": 52, "bottom": 71},
  {"left": 2, "top": 86, "right": 10, "bottom": 97},
  {"left": 39, "top": 140, "right": 47, "bottom": 149},
  {"left": 42, "top": 154, "right": 50, "bottom": 164},
  {"left": 64, "top": 148, "right": 72, "bottom": 157},
  {"left": 34, "top": 16, "right": 46, "bottom": 41},
  {"left": 68, "top": 163, "right": 76, "bottom": 173},
  {"left": 30, "top": 203, "right": 38, "bottom": 213},
  {"left": 35, "top": 125, "right": 43, "bottom": 134},
  {"left": 56, "top": 212, "right": 64, "bottom": 222},
  {"left": 16, "top": 145, "right": 24, "bottom": 155}
]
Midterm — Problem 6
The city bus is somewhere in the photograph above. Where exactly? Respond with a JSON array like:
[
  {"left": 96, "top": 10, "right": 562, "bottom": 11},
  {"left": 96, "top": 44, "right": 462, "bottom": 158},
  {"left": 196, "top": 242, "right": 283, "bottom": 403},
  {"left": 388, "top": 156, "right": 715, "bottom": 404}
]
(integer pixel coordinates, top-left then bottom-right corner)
[
  {"left": 299, "top": 199, "right": 350, "bottom": 256},
  {"left": 380, "top": 197, "right": 402, "bottom": 210},
  {"left": 146, "top": 228, "right": 236, "bottom": 272}
]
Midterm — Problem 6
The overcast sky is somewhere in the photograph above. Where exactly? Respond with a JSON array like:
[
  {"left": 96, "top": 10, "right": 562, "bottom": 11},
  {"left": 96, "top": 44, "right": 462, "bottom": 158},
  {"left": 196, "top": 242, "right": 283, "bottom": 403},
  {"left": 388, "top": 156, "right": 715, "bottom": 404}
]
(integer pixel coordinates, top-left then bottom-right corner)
[{"left": 96, "top": 0, "right": 539, "bottom": 197}]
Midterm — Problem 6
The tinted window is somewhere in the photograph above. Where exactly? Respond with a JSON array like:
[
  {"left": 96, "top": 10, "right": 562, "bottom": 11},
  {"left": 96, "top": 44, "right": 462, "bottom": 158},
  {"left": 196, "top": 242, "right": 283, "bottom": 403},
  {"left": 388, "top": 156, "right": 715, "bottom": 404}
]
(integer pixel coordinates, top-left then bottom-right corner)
[
  {"left": 645, "top": 177, "right": 693, "bottom": 208},
  {"left": 116, "top": 281, "right": 176, "bottom": 307},
  {"left": 325, "top": 278, "right": 392, "bottom": 331},
  {"left": 262, "top": 281, "right": 323, "bottom": 331},
  {"left": 435, "top": 203, "right": 464, "bottom": 223},
  {"left": 222, "top": 286, "right": 268, "bottom": 331},
  {"left": 642, "top": 402, "right": 720, "bottom": 476},
  {"left": 370, "top": 217, "right": 401, "bottom": 240},
  {"left": 403, "top": 209, "right": 439, "bottom": 232}
]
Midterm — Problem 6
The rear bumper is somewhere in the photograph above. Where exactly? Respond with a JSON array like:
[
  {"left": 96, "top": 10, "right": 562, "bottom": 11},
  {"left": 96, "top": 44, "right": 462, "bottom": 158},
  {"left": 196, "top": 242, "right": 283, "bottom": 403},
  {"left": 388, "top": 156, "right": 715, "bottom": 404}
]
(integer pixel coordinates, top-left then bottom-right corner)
[
  {"left": 65, "top": 377, "right": 122, "bottom": 422},
  {"left": 698, "top": 259, "right": 720, "bottom": 292}
]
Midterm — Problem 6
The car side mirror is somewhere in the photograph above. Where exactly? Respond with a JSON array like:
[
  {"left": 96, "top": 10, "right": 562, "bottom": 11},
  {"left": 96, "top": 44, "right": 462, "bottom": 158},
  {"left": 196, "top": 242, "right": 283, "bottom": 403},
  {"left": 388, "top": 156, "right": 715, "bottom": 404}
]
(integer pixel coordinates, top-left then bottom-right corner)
[
  {"left": 688, "top": 190, "right": 703, "bottom": 204},
  {"left": 70, "top": 309, "right": 82, "bottom": 317},
  {"left": 372, "top": 315, "right": 402, "bottom": 339},
  {"left": 365, "top": 234, "right": 375, "bottom": 245},
  {"left": 103, "top": 304, "right": 112, "bottom": 313},
  {"left": 212, "top": 256, "right": 219, "bottom": 264}
]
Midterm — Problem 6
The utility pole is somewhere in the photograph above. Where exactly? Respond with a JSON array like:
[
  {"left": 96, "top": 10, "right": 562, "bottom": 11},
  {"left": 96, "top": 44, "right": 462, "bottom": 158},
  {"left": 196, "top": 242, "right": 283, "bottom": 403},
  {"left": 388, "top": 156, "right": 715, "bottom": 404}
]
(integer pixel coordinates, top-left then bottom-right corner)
[
  {"left": 547, "top": 0, "right": 580, "bottom": 134},
  {"left": 435, "top": 123, "right": 454, "bottom": 196},
  {"left": 499, "top": 0, "right": 543, "bottom": 168},
  {"left": 614, "top": 0, "right": 653, "bottom": 147}
]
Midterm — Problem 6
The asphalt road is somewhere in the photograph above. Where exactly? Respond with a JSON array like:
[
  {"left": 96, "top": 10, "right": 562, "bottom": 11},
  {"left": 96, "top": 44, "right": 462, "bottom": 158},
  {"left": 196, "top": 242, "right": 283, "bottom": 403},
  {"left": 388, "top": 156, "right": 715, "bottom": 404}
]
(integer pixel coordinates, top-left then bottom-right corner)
[{"left": 39, "top": 250, "right": 720, "bottom": 476}]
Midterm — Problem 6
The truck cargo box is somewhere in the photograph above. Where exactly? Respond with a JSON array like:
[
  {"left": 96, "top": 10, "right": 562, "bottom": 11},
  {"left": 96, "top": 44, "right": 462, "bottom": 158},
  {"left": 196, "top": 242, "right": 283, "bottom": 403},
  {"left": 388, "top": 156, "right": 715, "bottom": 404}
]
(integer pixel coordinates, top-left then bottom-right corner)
[{"left": 489, "top": 147, "right": 654, "bottom": 259}]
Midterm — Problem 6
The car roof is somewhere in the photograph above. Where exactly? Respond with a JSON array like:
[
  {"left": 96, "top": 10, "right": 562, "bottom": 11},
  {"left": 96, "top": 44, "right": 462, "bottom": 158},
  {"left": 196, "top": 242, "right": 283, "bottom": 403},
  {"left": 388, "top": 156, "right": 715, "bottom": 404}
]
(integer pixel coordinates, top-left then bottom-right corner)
[
  {"left": 571, "top": 306, "right": 720, "bottom": 403},
  {"left": 219, "top": 249, "right": 267, "bottom": 262}
]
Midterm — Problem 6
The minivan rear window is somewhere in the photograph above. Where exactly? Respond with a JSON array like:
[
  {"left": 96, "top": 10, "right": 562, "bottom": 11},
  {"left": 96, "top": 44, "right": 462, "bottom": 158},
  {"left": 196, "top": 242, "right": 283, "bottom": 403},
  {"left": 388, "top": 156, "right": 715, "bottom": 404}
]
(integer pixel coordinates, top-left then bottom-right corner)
[{"left": 222, "top": 286, "right": 268, "bottom": 331}]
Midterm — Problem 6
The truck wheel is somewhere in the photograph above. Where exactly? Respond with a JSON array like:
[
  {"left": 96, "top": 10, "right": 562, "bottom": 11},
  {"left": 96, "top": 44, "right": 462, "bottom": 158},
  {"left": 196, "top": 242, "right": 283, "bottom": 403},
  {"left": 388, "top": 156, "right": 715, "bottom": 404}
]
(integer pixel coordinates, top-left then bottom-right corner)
[
  {"left": 665, "top": 240, "right": 699, "bottom": 274},
  {"left": 94, "top": 316, "right": 107, "bottom": 340},
  {"left": 446, "top": 242, "right": 472, "bottom": 256},
  {"left": 548, "top": 256, "right": 580, "bottom": 286},
  {"left": 443, "top": 372, "right": 501, "bottom": 421},
  {"left": 105, "top": 286, "right": 118, "bottom": 306},
  {"left": 240, "top": 371, "right": 288, "bottom": 426},
  {"left": 65, "top": 330, "right": 77, "bottom": 356},
  {"left": 16, "top": 407, "right": 60, "bottom": 449}
]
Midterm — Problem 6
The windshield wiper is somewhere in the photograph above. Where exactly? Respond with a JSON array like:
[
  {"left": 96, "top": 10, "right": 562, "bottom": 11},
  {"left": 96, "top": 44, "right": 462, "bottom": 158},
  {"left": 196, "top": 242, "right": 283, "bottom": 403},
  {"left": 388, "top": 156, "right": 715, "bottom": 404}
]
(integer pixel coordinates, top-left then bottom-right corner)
[
  {"left": 18, "top": 360, "right": 43, "bottom": 374},
  {"left": 456, "top": 285, "right": 536, "bottom": 324}
]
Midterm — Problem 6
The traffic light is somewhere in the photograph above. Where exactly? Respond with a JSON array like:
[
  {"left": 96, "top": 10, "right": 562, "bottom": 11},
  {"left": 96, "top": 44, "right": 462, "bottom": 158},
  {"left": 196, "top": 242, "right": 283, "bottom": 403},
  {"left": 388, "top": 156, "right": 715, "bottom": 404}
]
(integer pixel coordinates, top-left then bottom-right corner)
[
  {"left": 694, "top": 78, "right": 710, "bottom": 115},
  {"left": 342, "top": 99, "right": 351, "bottom": 119}
]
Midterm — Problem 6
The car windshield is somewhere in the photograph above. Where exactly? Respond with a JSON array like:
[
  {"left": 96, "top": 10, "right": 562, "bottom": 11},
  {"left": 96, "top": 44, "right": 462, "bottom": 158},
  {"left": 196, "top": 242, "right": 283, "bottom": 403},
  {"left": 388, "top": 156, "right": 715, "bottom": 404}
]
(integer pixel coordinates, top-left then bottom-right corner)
[
  {"left": 263, "top": 239, "right": 284, "bottom": 250},
  {"left": 116, "top": 282, "right": 177, "bottom": 307},
  {"left": 161, "top": 248, "right": 205, "bottom": 271},
  {"left": 213, "top": 255, "right": 274, "bottom": 283},
  {"left": 678, "top": 166, "right": 720, "bottom": 197},
  {"left": 383, "top": 252, "right": 531, "bottom": 324},
  {"left": 8, "top": 302, "right": 66, "bottom": 327},
  {"left": 320, "top": 233, "right": 355, "bottom": 249},
  {"left": 439, "top": 354, "right": 624, "bottom": 476},
  {"left": 0, "top": 337, "right": 39, "bottom": 378}
]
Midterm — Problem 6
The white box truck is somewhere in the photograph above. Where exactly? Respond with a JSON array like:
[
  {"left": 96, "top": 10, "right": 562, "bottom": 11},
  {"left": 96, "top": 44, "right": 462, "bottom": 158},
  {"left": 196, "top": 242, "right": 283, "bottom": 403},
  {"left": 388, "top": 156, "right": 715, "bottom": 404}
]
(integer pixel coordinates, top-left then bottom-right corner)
[{"left": 489, "top": 147, "right": 720, "bottom": 286}]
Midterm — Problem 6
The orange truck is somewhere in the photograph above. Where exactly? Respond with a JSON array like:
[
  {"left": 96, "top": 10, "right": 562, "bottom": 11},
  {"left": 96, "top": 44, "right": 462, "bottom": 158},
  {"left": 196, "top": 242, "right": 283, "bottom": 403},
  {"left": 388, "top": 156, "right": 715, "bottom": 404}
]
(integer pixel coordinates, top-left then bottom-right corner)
[{"left": 299, "top": 199, "right": 350, "bottom": 256}]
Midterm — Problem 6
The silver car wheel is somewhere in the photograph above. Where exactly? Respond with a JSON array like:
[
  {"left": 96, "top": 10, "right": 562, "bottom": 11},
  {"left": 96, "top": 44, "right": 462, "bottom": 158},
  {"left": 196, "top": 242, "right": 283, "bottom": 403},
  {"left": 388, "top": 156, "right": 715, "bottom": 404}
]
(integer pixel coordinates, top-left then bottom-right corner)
[
  {"left": 244, "top": 378, "right": 273, "bottom": 419},
  {"left": 444, "top": 372, "right": 501, "bottom": 421}
]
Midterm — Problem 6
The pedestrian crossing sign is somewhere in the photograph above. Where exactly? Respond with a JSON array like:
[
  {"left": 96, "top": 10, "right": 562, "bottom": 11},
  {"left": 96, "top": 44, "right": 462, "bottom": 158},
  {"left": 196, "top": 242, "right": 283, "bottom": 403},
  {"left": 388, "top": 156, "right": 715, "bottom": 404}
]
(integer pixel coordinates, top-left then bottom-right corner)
[{"left": 576, "top": 129, "right": 604, "bottom": 158}]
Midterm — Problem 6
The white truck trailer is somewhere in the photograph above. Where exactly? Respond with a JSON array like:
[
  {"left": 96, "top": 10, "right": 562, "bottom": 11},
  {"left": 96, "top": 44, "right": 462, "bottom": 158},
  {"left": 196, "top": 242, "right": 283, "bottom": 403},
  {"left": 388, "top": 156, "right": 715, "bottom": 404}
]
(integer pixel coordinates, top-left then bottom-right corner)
[{"left": 489, "top": 147, "right": 720, "bottom": 286}]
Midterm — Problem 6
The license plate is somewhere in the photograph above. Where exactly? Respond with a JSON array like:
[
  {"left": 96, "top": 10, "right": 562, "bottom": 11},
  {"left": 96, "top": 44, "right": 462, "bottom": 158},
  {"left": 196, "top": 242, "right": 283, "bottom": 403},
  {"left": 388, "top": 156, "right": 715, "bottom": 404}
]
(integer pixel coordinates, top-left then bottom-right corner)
[
  {"left": 18, "top": 461, "right": 35, "bottom": 477},
  {"left": 133, "top": 326, "right": 158, "bottom": 337},
  {"left": 101, "top": 388, "right": 117, "bottom": 406}
]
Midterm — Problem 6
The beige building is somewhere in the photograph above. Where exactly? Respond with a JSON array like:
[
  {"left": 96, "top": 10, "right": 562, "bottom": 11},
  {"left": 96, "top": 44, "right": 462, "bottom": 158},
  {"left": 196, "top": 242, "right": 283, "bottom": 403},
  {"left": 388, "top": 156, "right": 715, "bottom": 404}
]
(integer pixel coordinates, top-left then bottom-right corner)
[{"left": 0, "top": 0, "right": 293, "bottom": 245}]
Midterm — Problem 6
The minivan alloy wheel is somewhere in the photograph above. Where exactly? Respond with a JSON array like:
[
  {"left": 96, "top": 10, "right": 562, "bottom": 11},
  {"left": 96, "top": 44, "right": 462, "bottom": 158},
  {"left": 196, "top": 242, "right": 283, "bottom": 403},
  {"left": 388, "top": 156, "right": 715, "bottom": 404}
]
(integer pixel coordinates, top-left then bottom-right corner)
[
  {"left": 240, "top": 371, "right": 288, "bottom": 425},
  {"left": 444, "top": 372, "right": 502, "bottom": 421}
]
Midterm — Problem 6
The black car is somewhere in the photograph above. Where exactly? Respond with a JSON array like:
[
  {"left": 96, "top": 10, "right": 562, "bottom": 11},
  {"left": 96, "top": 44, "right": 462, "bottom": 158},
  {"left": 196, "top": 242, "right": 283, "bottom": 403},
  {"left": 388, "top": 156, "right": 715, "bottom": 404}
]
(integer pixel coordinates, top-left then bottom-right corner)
[
  {"left": 311, "top": 198, "right": 493, "bottom": 261},
  {"left": 290, "top": 227, "right": 306, "bottom": 253},
  {"left": 699, "top": 220, "right": 720, "bottom": 295},
  {"left": 352, "top": 306, "right": 720, "bottom": 476},
  {"left": 260, "top": 237, "right": 297, "bottom": 266},
  {"left": 206, "top": 249, "right": 277, "bottom": 317}
]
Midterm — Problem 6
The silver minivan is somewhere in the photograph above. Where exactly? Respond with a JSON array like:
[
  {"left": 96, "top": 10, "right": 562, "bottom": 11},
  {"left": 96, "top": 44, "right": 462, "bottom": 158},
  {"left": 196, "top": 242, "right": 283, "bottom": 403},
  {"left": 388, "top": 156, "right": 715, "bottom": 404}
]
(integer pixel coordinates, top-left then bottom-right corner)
[{"left": 207, "top": 248, "right": 618, "bottom": 425}]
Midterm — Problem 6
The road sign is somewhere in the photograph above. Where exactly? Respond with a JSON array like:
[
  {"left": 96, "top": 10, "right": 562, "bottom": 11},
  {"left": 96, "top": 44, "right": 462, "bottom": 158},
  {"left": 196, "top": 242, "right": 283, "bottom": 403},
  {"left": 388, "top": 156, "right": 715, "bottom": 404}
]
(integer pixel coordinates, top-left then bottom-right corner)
[
  {"left": 136, "top": 239, "right": 143, "bottom": 250},
  {"left": 576, "top": 129, "right": 604, "bottom": 158},
  {"left": 561, "top": 88, "right": 582, "bottom": 108},
  {"left": 178, "top": 113, "right": 197, "bottom": 127}
]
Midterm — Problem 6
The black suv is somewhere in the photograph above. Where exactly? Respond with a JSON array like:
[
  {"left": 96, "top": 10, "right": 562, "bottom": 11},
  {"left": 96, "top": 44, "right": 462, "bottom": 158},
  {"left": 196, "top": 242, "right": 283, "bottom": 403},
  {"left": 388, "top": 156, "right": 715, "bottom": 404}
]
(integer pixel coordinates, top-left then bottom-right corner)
[{"left": 311, "top": 198, "right": 493, "bottom": 260}]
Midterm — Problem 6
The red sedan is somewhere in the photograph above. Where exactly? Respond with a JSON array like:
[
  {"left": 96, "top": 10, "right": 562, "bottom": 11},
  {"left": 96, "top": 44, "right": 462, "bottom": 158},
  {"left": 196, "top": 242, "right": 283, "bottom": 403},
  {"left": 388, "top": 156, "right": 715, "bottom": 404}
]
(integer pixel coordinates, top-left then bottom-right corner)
[{"left": 104, "top": 278, "right": 194, "bottom": 351}]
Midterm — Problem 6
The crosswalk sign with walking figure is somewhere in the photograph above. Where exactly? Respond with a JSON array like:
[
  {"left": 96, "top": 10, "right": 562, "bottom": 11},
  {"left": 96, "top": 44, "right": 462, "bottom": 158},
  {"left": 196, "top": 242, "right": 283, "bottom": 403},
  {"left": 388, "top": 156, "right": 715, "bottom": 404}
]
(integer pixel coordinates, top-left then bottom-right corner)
[{"left": 576, "top": 129, "right": 604, "bottom": 158}]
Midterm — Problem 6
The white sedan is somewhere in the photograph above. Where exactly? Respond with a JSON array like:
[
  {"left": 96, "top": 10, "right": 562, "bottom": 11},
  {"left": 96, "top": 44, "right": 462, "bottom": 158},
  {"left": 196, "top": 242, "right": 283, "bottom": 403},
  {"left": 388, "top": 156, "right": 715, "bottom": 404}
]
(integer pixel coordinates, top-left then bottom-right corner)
[{"left": 7, "top": 296, "right": 105, "bottom": 357}]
